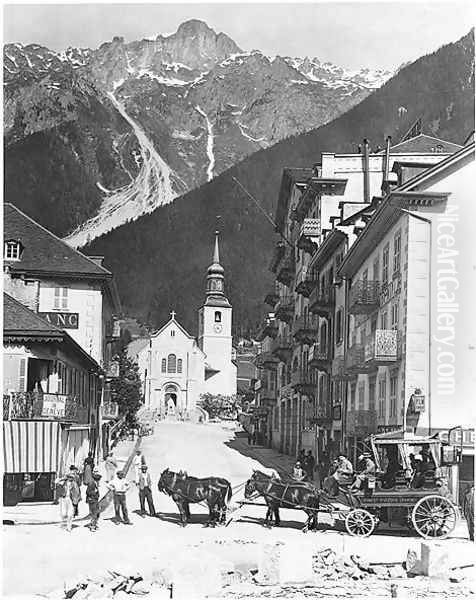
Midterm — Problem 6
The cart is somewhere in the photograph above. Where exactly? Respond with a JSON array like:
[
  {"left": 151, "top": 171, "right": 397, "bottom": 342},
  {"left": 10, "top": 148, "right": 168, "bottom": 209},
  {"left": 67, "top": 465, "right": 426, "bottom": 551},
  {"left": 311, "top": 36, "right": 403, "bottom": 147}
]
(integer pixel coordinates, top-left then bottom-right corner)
[{"left": 339, "top": 429, "right": 462, "bottom": 539}]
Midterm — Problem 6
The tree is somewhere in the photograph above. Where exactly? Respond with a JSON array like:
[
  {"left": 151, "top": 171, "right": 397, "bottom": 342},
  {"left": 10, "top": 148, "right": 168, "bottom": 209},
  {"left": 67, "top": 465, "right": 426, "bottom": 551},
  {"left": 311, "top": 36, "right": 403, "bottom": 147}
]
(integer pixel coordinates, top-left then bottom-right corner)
[
  {"left": 198, "top": 393, "right": 241, "bottom": 420},
  {"left": 110, "top": 350, "right": 143, "bottom": 427}
]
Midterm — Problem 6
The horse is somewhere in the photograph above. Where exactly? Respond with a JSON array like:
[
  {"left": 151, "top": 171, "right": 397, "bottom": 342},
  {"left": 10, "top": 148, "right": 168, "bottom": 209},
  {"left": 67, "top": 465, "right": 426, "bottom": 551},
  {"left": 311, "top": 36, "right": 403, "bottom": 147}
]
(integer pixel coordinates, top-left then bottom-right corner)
[
  {"left": 245, "top": 470, "right": 320, "bottom": 532},
  {"left": 158, "top": 469, "right": 232, "bottom": 527}
]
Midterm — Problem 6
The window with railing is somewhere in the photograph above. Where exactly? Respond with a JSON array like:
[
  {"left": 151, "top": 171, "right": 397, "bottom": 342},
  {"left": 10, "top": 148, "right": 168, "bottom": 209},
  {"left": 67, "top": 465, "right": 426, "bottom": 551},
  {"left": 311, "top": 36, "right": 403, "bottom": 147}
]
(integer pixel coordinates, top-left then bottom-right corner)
[
  {"left": 382, "top": 243, "right": 390, "bottom": 283},
  {"left": 378, "top": 376, "right": 387, "bottom": 418},
  {"left": 389, "top": 375, "right": 397, "bottom": 418},
  {"left": 393, "top": 230, "right": 401, "bottom": 274}
]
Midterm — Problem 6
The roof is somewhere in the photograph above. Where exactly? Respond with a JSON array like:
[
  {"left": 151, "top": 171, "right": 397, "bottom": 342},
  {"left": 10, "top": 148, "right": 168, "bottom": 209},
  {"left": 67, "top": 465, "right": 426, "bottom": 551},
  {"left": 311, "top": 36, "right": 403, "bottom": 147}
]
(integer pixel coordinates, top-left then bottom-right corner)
[
  {"left": 387, "top": 134, "right": 462, "bottom": 154},
  {"left": 275, "top": 167, "right": 314, "bottom": 231},
  {"left": 338, "top": 142, "right": 474, "bottom": 278},
  {"left": 3, "top": 293, "right": 101, "bottom": 371},
  {"left": 150, "top": 317, "right": 195, "bottom": 340},
  {"left": 4, "top": 203, "right": 113, "bottom": 280}
]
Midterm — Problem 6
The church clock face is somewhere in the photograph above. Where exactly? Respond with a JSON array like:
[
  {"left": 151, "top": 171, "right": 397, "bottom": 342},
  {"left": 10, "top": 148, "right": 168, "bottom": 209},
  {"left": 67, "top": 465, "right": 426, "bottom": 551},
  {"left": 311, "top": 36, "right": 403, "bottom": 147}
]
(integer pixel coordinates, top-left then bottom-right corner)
[{"left": 214, "top": 323, "right": 223, "bottom": 333}]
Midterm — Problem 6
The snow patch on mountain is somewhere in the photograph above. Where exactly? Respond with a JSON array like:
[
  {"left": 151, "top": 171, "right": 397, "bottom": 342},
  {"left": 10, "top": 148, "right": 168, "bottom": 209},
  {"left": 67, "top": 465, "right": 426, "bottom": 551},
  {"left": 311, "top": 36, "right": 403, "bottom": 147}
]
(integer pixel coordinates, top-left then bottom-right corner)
[{"left": 195, "top": 105, "right": 215, "bottom": 181}]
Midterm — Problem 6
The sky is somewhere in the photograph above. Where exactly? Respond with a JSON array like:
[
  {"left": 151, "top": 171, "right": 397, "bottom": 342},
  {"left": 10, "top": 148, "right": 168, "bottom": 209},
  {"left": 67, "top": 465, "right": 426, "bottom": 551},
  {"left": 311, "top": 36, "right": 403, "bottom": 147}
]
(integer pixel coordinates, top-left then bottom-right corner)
[{"left": 3, "top": 1, "right": 475, "bottom": 71}]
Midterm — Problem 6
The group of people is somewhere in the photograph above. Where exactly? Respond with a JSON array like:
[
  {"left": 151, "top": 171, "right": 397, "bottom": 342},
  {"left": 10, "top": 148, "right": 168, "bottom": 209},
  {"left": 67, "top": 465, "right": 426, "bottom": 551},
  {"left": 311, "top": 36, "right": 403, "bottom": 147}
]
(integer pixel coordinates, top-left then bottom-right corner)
[
  {"left": 292, "top": 450, "right": 316, "bottom": 482},
  {"left": 54, "top": 449, "right": 157, "bottom": 532}
]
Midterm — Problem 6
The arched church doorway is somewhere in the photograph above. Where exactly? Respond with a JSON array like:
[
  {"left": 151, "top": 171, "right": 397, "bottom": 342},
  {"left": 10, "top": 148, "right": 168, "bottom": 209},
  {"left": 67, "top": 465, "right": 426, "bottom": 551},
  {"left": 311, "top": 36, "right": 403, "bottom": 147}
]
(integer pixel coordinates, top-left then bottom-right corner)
[{"left": 164, "top": 384, "right": 179, "bottom": 418}]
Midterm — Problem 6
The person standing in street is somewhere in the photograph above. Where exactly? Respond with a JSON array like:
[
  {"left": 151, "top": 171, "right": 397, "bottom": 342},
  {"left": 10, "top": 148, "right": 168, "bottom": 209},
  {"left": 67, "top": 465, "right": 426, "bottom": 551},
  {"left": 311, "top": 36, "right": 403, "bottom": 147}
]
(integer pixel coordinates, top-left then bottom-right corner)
[
  {"left": 86, "top": 470, "right": 102, "bottom": 531},
  {"left": 55, "top": 472, "right": 80, "bottom": 532},
  {"left": 133, "top": 450, "right": 145, "bottom": 484},
  {"left": 69, "top": 465, "right": 82, "bottom": 516},
  {"left": 304, "top": 450, "right": 316, "bottom": 482},
  {"left": 83, "top": 452, "right": 95, "bottom": 487},
  {"left": 137, "top": 465, "right": 156, "bottom": 517},
  {"left": 105, "top": 451, "right": 117, "bottom": 483},
  {"left": 108, "top": 470, "right": 131, "bottom": 524}
]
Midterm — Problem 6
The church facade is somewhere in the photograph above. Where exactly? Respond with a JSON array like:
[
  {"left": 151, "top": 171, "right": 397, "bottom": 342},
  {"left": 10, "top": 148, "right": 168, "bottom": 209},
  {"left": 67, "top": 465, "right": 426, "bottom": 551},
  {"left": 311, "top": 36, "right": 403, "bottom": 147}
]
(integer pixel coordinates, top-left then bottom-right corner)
[{"left": 129, "top": 233, "right": 237, "bottom": 419}]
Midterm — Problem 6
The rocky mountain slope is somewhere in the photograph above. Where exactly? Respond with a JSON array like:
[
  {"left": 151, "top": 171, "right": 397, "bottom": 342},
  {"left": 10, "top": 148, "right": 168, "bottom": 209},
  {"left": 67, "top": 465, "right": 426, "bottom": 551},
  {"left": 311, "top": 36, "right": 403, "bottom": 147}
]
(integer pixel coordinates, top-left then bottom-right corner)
[
  {"left": 84, "top": 30, "right": 475, "bottom": 335},
  {"left": 4, "top": 19, "right": 392, "bottom": 244}
]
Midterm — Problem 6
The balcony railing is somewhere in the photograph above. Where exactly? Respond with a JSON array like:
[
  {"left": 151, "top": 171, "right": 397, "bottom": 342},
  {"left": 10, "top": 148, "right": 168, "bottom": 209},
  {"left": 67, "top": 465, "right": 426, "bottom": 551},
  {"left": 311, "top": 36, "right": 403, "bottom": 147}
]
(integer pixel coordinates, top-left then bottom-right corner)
[
  {"left": 293, "top": 315, "right": 319, "bottom": 344},
  {"left": 101, "top": 401, "right": 119, "bottom": 420},
  {"left": 291, "top": 368, "right": 316, "bottom": 392},
  {"left": 295, "top": 267, "right": 318, "bottom": 298},
  {"left": 308, "top": 344, "right": 331, "bottom": 370},
  {"left": 345, "top": 345, "right": 375, "bottom": 375},
  {"left": 276, "top": 248, "right": 295, "bottom": 286},
  {"left": 270, "top": 241, "right": 286, "bottom": 273},
  {"left": 271, "top": 334, "right": 293, "bottom": 361},
  {"left": 309, "top": 404, "right": 332, "bottom": 426},
  {"left": 348, "top": 280, "right": 380, "bottom": 314},
  {"left": 346, "top": 409, "right": 377, "bottom": 437},
  {"left": 274, "top": 295, "right": 294, "bottom": 323},
  {"left": 297, "top": 218, "right": 320, "bottom": 253},
  {"left": 309, "top": 285, "right": 335, "bottom": 316},
  {"left": 3, "top": 391, "right": 89, "bottom": 423},
  {"left": 255, "top": 319, "right": 278, "bottom": 341},
  {"left": 255, "top": 351, "right": 279, "bottom": 371},
  {"left": 364, "top": 329, "right": 401, "bottom": 366}
]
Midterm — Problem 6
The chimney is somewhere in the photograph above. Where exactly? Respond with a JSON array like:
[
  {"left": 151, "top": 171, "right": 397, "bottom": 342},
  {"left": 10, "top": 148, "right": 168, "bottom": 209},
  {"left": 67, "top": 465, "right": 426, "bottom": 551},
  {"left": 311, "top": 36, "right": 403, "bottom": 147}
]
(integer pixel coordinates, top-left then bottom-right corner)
[
  {"left": 363, "top": 139, "right": 370, "bottom": 203},
  {"left": 381, "top": 135, "right": 392, "bottom": 194}
]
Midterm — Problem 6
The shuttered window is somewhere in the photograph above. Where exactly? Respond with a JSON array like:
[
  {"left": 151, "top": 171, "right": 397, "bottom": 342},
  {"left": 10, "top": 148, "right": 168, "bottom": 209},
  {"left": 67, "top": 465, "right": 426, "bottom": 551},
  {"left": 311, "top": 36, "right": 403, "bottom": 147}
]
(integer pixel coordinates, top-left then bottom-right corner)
[{"left": 54, "top": 287, "right": 68, "bottom": 309}]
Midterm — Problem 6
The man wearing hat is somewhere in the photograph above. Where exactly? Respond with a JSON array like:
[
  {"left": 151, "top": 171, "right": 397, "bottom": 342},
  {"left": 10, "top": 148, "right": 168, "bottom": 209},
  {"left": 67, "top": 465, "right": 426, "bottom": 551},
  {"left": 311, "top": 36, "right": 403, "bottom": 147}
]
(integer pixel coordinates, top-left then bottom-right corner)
[
  {"left": 137, "top": 464, "right": 156, "bottom": 517},
  {"left": 351, "top": 452, "right": 376, "bottom": 492},
  {"left": 86, "top": 470, "right": 102, "bottom": 531}
]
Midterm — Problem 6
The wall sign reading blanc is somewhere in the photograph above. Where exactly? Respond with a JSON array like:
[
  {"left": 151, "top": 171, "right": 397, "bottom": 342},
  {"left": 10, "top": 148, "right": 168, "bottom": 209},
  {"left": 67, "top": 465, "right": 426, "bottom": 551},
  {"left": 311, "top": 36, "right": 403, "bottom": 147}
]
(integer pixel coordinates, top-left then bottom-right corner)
[{"left": 39, "top": 312, "right": 79, "bottom": 329}]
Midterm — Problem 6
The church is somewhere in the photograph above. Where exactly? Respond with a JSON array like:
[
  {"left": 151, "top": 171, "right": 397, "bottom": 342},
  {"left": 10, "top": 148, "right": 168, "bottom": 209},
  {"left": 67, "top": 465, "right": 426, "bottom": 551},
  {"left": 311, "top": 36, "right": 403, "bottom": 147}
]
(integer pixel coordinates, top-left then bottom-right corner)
[{"left": 128, "top": 233, "right": 237, "bottom": 419}]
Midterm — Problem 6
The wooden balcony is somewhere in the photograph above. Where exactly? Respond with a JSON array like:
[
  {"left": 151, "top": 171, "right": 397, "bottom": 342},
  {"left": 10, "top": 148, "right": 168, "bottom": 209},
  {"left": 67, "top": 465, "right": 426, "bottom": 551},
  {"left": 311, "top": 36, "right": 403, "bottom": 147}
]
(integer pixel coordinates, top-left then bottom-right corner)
[
  {"left": 364, "top": 329, "right": 401, "bottom": 367},
  {"left": 346, "top": 409, "right": 377, "bottom": 437},
  {"left": 295, "top": 267, "right": 318, "bottom": 298},
  {"left": 3, "top": 391, "right": 90, "bottom": 423},
  {"left": 297, "top": 218, "right": 320, "bottom": 254},
  {"left": 271, "top": 334, "right": 293, "bottom": 362},
  {"left": 274, "top": 295, "right": 294, "bottom": 323},
  {"left": 291, "top": 368, "right": 316, "bottom": 393},
  {"left": 292, "top": 315, "right": 319, "bottom": 344},
  {"left": 255, "top": 351, "right": 279, "bottom": 371},
  {"left": 308, "top": 344, "right": 331, "bottom": 371},
  {"left": 276, "top": 248, "right": 295, "bottom": 286},
  {"left": 348, "top": 280, "right": 380, "bottom": 315},
  {"left": 308, "top": 285, "right": 335, "bottom": 316}
]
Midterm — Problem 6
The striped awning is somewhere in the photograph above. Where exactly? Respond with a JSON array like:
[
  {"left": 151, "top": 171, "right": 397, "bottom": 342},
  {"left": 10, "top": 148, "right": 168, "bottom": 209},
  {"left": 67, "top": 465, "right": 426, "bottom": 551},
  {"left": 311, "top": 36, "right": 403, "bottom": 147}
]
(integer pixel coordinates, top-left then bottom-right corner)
[{"left": 3, "top": 421, "right": 61, "bottom": 473}]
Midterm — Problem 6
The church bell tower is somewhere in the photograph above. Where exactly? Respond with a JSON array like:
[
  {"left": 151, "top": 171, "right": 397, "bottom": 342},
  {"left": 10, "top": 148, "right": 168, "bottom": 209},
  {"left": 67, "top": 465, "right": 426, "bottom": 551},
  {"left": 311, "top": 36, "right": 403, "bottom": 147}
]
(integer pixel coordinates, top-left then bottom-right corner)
[{"left": 198, "top": 232, "right": 236, "bottom": 396}]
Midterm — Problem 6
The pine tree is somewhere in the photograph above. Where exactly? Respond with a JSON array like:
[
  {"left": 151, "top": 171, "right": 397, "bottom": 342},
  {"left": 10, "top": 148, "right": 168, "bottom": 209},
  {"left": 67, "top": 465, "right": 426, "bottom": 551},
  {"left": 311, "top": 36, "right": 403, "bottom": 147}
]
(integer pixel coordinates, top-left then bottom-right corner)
[{"left": 110, "top": 350, "right": 143, "bottom": 427}]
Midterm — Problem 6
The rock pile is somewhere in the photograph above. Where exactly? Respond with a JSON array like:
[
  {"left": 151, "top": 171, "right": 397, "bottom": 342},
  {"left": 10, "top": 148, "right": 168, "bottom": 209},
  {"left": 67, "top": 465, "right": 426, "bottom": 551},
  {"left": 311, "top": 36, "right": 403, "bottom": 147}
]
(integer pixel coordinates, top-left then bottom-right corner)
[
  {"left": 312, "top": 549, "right": 407, "bottom": 582},
  {"left": 45, "top": 568, "right": 171, "bottom": 599}
]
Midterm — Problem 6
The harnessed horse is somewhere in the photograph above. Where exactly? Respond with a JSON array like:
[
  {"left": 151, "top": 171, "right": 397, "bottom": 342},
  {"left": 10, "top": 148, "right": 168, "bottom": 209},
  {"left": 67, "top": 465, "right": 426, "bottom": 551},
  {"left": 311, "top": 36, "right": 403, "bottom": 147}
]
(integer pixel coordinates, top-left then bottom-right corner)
[{"left": 158, "top": 469, "right": 232, "bottom": 526}]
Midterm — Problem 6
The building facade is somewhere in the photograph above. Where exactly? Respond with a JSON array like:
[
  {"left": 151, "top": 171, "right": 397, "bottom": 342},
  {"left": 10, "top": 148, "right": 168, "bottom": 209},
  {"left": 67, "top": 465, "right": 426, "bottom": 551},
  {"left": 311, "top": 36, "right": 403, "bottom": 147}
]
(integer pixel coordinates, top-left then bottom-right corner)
[{"left": 258, "top": 134, "right": 473, "bottom": 484}]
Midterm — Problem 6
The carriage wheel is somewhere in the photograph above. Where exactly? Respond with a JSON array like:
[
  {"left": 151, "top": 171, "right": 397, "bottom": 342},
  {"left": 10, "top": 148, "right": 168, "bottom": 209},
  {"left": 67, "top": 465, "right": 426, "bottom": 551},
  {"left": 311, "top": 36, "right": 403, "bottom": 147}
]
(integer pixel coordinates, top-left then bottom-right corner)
[
  {"left": 411, "top": 495, "right": 457, "bottom": 539},
  {"left": 345, "top": 508, "right": 376, "bottom": 537}
]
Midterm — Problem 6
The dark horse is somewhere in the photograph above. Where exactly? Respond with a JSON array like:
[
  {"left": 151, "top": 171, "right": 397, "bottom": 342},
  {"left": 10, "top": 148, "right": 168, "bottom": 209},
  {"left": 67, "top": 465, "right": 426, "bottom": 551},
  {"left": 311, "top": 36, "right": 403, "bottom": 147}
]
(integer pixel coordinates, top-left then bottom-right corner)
[
  {"left": 158, "top": 469, "right": 232, "bottom": 527},
  {"left": 245, "top": 470, "right": 320, "bottom": 532}
]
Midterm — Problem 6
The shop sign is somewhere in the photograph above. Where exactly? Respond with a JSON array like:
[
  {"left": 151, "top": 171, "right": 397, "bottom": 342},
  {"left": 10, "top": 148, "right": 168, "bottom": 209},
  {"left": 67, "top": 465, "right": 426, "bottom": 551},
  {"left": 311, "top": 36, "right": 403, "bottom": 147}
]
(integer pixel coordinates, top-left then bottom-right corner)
[
  {"left": 412, "top": 394, "right": 425, "bottom": 412},
  {"left": 39, "top": 311, "right": 79, "bottom": 329},
  {"left": 42, "top": 393, "right": 67, "bottom": 418}
]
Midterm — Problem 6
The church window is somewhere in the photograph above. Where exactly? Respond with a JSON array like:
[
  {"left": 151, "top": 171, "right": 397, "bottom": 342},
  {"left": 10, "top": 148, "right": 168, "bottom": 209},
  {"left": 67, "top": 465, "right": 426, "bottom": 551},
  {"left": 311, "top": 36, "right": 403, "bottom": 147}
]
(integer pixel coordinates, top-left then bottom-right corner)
[
  {"left": 177, "top": 359, "right": 183, "bottom": 373},
  {"left": 214, "top": 311, "right": 221, "bottom": 323},
  {"left": 161, "top": 359, "right": 166, "bottom": 373},
  {"left": 171, "top": 330, "right": 175, "bottom": 337},
  {"left": 167, "top": 354, "right": 176, "bottom": 373}
]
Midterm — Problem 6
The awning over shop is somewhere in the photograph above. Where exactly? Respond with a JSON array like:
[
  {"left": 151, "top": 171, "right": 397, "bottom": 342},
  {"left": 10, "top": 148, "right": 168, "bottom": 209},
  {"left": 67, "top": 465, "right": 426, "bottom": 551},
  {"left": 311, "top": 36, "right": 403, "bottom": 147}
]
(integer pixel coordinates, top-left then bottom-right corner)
[{"left": 2, "top": 420, "right": 61, "bottom": 473}]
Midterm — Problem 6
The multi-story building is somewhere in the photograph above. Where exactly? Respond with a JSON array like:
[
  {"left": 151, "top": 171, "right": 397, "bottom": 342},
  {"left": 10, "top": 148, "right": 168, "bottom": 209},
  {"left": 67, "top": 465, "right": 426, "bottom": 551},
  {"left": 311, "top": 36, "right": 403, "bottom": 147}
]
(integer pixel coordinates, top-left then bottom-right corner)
[
  {"left": 3, "top": 293, "right": 102, "bottom": 505},
  {"left": 265, "top": 133, "right": 467, "bottom": 471}
]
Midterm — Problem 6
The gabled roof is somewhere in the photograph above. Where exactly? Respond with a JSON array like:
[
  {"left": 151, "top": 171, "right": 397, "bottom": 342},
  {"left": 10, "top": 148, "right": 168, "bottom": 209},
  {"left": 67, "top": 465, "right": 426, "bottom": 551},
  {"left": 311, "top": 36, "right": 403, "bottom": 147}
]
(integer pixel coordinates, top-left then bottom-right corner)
[
  {"left": 150, "top": 317, "right": 195, "bottom": 340},
  {"left": 3, "top": 293, "right": 100, "bottom": 370},
  {"left": 387, "top": 134, "right": 462, "bottom": 154},
  {"left": 4, "top": 203, "right": 113, "bottom": 280}
]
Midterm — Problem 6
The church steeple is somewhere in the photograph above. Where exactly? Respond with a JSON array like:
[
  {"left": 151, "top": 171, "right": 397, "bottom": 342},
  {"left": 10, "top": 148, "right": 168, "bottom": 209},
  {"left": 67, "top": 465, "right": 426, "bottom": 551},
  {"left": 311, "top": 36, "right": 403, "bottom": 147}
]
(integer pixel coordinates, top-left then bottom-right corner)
[{"left": 204, "top": 231, "right": 230, "bottom": 307}]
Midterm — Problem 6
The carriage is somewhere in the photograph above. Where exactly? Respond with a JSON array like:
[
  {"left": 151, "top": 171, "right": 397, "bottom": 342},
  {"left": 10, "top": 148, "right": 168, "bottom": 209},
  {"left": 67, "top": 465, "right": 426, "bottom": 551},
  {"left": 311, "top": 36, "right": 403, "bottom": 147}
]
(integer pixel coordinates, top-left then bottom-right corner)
[{"left": 332, "top": 429, "right": 462, "bottom": 538}]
